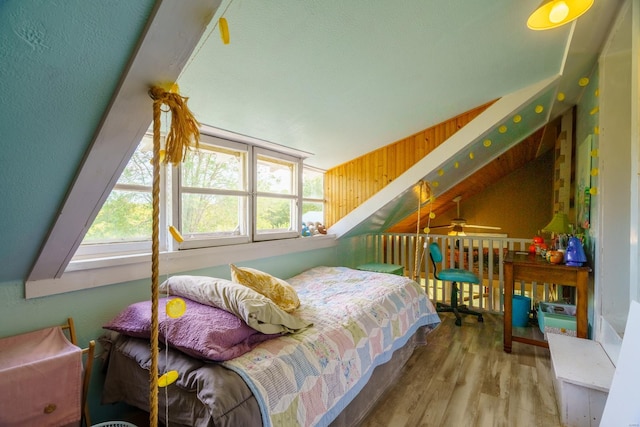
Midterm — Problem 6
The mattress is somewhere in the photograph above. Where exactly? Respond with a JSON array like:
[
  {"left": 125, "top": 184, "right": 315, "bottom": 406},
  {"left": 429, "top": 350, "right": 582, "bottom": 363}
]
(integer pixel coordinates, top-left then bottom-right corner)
[
  {"left": 103, "top": 326, "right": 433, "bottom": 427},
  {"left": 102, "top": 266, "right": 440, "bottom": 426}
]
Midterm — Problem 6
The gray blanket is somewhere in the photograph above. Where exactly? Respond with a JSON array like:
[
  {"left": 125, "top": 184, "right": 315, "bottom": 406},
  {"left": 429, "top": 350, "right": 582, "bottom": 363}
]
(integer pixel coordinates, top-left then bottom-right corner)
[{"left": 102, "top": 335, "right": 261, "bottom": 427}]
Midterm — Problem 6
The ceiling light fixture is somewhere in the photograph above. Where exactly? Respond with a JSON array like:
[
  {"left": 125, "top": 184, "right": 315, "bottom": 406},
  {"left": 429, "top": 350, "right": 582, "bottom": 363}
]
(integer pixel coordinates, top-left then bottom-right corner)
[{"left": 527, "top": 0, "right": 594, "bottom": 30}]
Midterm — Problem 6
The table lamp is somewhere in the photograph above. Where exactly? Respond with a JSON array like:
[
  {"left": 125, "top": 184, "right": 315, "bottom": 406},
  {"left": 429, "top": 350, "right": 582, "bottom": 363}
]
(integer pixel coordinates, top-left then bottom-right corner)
[{"left": 542, "top": 212, "right": 571, "bottom": 250}]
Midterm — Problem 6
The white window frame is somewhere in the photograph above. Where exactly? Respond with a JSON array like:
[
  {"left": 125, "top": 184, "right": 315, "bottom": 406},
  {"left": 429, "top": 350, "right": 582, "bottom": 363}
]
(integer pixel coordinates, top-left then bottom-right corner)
[
  {"left": 174, "top": 135, "right": 252, "bottom": 249},
  {"left": 75, "top": 132, "right": 306, "bottom": 257},
  {"left": 73, "top": 133, "right": 168, "bottom": 259},
  {"left": 301, "top": 165, "right": 325, "bottom": 226},
  {"left": 253, "top": 147, "right": 302, "bottom": 241}
]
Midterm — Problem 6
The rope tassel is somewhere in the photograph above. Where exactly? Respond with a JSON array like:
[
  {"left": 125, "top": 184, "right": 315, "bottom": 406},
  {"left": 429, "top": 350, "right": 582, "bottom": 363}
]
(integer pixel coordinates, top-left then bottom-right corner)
[{"left": 148, "top": 85, "right": 200, "bottom": 165}]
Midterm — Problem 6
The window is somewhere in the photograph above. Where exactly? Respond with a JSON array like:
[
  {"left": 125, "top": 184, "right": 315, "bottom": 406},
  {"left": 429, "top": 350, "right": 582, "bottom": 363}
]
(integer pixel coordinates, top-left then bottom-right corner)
[
  {"left": 254, "top": 148, "right": 301, "bottom": 241},
  {"left": 302, "top": 167, "right": 325, "bottom": 228},
  {"left": 176, "top": 137, "right": 250, "bottom": 249},
  {"left": 78, "top": 131, "right": 316, "bottom": 257},
  {"left": 76, "top": 134, "right": 161, "bottom": 258}
]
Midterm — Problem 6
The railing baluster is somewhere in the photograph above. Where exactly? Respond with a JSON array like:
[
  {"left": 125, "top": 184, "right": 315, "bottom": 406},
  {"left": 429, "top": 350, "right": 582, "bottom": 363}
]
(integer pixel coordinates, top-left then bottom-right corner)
[{"left": 374, "top": 233, "right": 532, "bottom": 314}]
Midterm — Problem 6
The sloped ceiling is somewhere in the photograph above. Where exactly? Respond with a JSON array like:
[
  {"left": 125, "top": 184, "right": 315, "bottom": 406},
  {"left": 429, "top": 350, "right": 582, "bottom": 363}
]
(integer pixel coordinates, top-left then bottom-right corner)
[
  {"left": 0, "top": 0, "right": 623, "bottom": 283},
  {"left": 176, "top": 0, "right": 621, "bottom": 238},
  {"left": 328, "top": 77, "right": 559, "bottom": 238},
  {"left": 177, "top": 0, "right": 621, "bottom": 170}
]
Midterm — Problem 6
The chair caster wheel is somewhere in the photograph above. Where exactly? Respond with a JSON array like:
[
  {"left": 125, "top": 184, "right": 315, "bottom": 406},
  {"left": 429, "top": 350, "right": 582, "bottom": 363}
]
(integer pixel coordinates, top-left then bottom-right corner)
[
  {"left": 478, "top": 315, "right": 484, "bottom": 323},
  {"left": 455, "top": 318, "right": 462, "bottom": 326}
]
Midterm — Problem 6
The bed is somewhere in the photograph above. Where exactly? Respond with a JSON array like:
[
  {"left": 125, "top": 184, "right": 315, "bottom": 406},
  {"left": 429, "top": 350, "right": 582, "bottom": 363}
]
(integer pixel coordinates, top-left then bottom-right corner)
[{"left": 101, "top": 266, "right": 441, "bottom": 426}]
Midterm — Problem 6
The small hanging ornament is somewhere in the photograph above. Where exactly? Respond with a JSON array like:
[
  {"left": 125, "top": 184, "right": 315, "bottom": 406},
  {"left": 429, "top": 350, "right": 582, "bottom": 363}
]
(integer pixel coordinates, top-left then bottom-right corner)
[
  {"left": 158, "top": 370, "right": 179, "bottom": 388},
  {"left": 219, "top": 17, "right": 230, "bottom": 44}
]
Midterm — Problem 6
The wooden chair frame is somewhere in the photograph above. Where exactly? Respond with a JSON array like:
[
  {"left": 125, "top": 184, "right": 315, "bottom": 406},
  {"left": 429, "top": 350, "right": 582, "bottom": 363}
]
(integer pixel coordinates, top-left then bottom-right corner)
[{"left": 61, "top": 317, "right": 95, "bottom": 427}]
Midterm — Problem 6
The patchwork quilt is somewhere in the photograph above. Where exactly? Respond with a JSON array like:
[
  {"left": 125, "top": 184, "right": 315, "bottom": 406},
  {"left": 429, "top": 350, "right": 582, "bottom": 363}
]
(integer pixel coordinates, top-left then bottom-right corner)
[{"left": 222, "top": 266, "right": 440, "bottom": 427}]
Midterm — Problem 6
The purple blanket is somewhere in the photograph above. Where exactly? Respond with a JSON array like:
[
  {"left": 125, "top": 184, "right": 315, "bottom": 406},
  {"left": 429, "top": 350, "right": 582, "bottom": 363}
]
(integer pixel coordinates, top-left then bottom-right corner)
[{"left": 104, "top": 297, "right": 280, "bottom": 361}]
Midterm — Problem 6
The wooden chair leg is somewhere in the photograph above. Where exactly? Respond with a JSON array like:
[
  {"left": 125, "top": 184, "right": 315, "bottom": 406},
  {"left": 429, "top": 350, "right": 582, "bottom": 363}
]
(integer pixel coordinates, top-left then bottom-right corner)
[
  {"left": 82, "top": 341, "right": 95, "bottom": 427},
  {"left": 63, "top": 317, "right": 94, "bottom": 427}
]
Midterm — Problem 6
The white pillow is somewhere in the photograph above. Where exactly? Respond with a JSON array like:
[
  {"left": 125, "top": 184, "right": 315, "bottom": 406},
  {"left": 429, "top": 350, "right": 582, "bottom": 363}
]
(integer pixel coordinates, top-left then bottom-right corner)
[{"left": 159, "top": 275, "right": 311, "bottom": 334}]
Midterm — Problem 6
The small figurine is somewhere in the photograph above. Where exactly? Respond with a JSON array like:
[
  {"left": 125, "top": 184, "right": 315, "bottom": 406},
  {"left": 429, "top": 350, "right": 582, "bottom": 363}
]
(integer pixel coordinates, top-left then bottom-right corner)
[{"left": 565, "top": 236, "right": 587, "bottom": 266}]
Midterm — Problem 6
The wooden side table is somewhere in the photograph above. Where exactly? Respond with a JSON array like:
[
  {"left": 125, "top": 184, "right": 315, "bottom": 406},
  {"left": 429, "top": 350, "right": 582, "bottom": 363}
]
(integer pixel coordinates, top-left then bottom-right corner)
[{"left": 503, "top": 251, "right": 591, "bottom": 353}]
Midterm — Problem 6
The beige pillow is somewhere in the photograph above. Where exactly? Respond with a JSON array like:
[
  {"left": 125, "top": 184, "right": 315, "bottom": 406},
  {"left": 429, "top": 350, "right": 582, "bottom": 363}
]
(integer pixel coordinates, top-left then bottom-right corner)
[
  {"left": 229, "top": 264, "right": 300, "bottom": 312},
  {"left": 159, "top": 275, "right": 310, "bottom": 334}
]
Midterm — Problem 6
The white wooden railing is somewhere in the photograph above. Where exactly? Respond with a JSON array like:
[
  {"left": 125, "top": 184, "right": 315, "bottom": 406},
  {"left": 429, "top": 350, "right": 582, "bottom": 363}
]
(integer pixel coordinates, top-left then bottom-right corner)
[{"left": 368, "top": 233, "right": 559, "bottom": 314}]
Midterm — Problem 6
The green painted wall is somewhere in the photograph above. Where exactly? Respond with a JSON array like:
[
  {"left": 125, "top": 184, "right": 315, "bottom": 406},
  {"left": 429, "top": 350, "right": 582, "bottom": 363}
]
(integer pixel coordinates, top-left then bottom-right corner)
[{"left": 0, "top": 0, "right": 155, "bottom": 282}]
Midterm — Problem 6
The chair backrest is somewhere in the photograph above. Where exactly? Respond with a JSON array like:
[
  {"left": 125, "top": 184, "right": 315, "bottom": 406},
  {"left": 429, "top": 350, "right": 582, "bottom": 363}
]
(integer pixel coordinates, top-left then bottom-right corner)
[{"left": 429, "top": 242, "right": 443, "bottom": 263}]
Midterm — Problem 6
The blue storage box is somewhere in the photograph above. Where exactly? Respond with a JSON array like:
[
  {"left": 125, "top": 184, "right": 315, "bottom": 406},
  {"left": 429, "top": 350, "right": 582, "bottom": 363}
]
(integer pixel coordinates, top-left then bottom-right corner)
[{"left": 538, "top": 302, "right": 576, "bottom": 339}]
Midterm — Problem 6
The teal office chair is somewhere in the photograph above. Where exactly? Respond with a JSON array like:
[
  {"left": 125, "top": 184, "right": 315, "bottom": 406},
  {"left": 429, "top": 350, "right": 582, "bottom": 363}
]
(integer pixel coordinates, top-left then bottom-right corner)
[{"left": 429, "top": 242, "right": 484, "bottom": 326}]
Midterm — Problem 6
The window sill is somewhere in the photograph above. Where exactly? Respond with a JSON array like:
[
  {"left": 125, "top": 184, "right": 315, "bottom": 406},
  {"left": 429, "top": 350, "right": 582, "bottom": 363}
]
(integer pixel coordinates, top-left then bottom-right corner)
[{"left": 25, "top": 235, "right": 337, "bottom": 299}]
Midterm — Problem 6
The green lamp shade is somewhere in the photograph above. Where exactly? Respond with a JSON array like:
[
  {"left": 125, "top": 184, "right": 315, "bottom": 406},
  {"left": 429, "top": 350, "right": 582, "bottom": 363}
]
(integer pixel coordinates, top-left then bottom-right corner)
[{"left": 542, "top": 212, "right": 571, "bottom": 234}]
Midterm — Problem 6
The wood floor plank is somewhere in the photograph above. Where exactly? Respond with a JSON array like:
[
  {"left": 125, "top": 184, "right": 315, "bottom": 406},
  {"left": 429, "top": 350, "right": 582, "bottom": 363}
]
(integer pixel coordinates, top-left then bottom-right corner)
[{"left": 358, "top": 312, "right": 561, "bottom": 427}]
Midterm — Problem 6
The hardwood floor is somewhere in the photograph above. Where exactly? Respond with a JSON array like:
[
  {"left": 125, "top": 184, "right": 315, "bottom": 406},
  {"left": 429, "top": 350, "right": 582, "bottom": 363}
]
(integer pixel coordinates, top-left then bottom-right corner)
[{"left": 358, "top": 312, "right": 561, "bottom": 427}]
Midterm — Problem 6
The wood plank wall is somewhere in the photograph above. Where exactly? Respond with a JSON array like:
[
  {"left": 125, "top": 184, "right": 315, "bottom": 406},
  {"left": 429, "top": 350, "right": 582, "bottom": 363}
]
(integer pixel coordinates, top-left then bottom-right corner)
[{"left": 324, "top": 101, "right": 495, "bottom": 227}]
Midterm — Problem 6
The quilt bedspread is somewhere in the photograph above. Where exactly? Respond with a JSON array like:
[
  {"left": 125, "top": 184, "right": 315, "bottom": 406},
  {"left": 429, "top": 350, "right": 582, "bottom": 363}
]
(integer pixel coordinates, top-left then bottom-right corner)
[{"left": 222, "top": 266, "right": 440, "bottom": 427}]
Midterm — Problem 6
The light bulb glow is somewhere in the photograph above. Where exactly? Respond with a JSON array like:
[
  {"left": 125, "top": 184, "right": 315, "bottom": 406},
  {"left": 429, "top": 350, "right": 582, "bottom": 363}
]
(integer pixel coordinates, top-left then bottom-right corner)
[{"left": 549, "top": 1, "right": 569, "bottom": 23}]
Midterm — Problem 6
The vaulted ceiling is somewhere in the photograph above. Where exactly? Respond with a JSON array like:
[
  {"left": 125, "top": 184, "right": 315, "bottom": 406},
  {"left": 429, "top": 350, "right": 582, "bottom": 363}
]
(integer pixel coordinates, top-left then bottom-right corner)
[
  {"left": 177, "top": 0, "right": 621, "bottom": 171},
  {"left": 0, "top": 0, "right": 624, "bottom": 282},
  {"left": 176, "top": 0, "right": 622, "bottom": 237}
]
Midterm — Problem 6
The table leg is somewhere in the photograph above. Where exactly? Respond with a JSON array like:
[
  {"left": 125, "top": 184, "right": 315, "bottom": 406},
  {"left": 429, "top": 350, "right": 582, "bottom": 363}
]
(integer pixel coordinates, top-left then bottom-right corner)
[
  {"left": 576, "top": 270, "right": 588, "bottom": 338},
  {"left": 503, "top": 263, "right": 513, "bottom": 353}
]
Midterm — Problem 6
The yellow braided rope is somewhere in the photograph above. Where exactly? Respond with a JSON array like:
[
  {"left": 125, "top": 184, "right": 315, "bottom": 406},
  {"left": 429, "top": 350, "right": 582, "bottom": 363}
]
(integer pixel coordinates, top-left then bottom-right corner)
[
  {"left": 148, "top": 85, "right": 200, "bottom": 427},
  {"left": 412, "top": 182, "right": 423, "bottom": 282},
  {"left": 412, "top": 181, "right": 432, "bottom": 282}
]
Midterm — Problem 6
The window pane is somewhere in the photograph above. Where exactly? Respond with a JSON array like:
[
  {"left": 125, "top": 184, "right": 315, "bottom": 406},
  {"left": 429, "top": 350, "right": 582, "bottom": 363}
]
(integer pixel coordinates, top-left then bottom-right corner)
[
  {"left": 181, "top": 193, "right": 246, "bottom": 236},
  {"left": 303, "top": 169, "right": 324, "bottom": 199},
  {"left": 256, "top": 196, "right": 294, "bottom": 232},
  {"left": 182, "top": 145, "right": 245, "bottom": 190},
  {"left": 302, "top": 202, "right": 324, "bottom": 225},
  {"left": 84, "top": 190, "right": 152, "bottom": 243},
  {"left": 118, "top": 135, "right": 154, "bottom": 186},
  {"left": 257, "top": 155, "right": 294, "bottom": 195}
]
